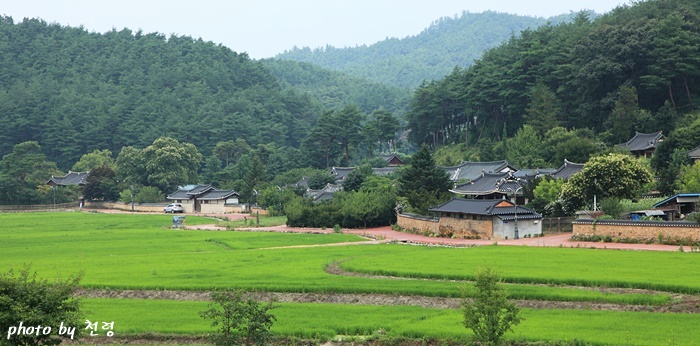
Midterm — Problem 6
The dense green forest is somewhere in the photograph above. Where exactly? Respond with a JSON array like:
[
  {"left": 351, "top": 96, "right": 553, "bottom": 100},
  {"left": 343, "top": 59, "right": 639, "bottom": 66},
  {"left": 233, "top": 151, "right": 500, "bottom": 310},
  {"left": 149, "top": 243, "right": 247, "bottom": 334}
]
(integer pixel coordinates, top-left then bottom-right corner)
[
  {"left": 275, "top": 11, "right": 583, "bottom": 89},
  {"left": 3, "top": 0, "right": 700, "bottom": 212},
  {"left": 0, "top": 16, "right": 410, "bottom": 174},
  {"left": 407, "top": 0, "right": 700, "bottom": 150},
  {"left": 261, "top": 59, "right": 410, "bottom": 115}
]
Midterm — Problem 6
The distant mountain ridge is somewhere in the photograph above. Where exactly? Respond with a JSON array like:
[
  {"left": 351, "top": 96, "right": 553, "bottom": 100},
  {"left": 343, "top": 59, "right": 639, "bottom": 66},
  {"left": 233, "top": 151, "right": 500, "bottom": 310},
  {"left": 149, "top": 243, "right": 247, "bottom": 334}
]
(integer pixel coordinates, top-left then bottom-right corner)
[{"left": 275, "top": 11, "right": 589, "bottom": 88}]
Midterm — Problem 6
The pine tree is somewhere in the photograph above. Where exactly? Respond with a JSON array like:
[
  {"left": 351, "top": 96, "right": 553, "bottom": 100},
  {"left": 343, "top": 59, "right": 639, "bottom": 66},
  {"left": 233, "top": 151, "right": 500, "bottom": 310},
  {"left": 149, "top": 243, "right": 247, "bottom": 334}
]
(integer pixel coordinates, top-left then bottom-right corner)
[{"left": 397, "top": 145, "right": 453, "bottom": 215}]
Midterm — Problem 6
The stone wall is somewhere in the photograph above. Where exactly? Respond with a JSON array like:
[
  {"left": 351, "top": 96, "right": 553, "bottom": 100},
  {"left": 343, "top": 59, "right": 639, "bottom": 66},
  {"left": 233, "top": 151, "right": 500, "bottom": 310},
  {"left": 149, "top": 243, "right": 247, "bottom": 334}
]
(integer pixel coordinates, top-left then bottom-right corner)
[
  {"left": 439, "top": 216, "right": 492, "bottom": 239},
  {"left": 397, "top": 213, "right": 438, "bottom": 234},
  {"left": 84, "top": 201, "right": 167, "bottom": 213},
  {"left": 573, "top": 220, "right": 700, "bottom": 243}
]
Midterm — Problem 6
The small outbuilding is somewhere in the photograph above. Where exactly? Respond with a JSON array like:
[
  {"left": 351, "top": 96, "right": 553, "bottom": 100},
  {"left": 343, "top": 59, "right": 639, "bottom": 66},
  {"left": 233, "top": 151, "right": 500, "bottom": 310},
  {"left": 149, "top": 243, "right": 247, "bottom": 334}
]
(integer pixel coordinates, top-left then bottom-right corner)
[{"left": 425, "top": 198, "right": 542, "bottom": 240}]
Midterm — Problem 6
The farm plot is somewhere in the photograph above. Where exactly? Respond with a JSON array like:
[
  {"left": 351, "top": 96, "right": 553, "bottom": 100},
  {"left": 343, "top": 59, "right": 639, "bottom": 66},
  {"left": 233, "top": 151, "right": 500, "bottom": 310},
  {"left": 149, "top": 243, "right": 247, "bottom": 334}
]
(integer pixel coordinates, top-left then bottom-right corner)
[
  {"left": 82, "top": 298, "right": 700, "bottom": 345},
  {"left": 0, "top": 213, "right": 670, "bottom": 304},
  {"left": 2, "top": 212, "right": 699, "bottom": 344}
]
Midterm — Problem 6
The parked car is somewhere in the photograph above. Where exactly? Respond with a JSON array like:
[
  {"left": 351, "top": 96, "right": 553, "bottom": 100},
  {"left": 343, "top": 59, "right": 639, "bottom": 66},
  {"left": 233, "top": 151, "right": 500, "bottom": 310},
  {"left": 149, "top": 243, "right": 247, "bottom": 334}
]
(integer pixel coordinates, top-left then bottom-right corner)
[{"left": 164, "top": 203, "right": 184, "bottom": 213}]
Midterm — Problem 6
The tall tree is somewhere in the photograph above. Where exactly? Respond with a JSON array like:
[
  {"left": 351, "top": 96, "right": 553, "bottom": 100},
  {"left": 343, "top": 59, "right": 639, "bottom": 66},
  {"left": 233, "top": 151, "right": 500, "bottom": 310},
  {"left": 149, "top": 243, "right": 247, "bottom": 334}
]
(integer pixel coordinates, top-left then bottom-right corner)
[
  {"left": 71, "top": 149, "right": 115, "bottom": 172},
  {"left": 139, "top": 137, "right": 203, "bottom": 193},
  {"left": 397, "top": 145, "right": 453, "bottom": 215},
  {"left": 524, "top": 81, "right": 561, "bottom": 135},
  {"left": 334, "top": 104, "right": 364, "bottom": 165},
  {"left": 561, "top": 153, "right": 653, "bottom": 211}
]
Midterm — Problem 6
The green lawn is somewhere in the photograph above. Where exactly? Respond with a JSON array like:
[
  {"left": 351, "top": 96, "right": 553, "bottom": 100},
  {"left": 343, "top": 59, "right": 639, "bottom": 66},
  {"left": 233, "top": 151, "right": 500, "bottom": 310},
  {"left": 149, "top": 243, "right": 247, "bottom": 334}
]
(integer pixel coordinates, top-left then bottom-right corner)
[
  {"left": 83, "top": 298, "right": 700, "bottom": 345},
  {"left": 217, "top": 215, "right": 287, "bottom": 228}
]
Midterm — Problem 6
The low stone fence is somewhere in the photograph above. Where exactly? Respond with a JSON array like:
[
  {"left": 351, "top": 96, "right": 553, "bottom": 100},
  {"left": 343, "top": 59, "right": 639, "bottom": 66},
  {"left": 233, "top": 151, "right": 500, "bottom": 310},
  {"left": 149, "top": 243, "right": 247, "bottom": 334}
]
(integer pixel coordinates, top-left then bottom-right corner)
[
  {"left": 0, "top": 202, "right": 79, "bottom": 212},
  {"left": 84, "top": 201, "right": 167, "bottom": 213},
  {"left": 573, "top": 219, "right": 700, "bottom": 244},
  {"left": 397, "top": 213, "right": 438, "bottom": 234}
]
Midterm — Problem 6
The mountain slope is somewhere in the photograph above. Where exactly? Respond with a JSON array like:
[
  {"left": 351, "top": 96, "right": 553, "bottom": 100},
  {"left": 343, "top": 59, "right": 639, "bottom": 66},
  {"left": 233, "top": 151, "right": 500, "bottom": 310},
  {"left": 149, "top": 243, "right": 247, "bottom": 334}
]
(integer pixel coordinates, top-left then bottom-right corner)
[{"left": 275, "top": 11, "right": 584, "bottom": 88}]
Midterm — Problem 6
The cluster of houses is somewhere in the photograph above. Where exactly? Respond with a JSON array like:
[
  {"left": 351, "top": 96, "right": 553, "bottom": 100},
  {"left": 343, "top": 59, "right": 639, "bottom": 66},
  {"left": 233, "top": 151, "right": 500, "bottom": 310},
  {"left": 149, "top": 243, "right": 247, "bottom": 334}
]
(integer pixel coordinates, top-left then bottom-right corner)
[{"left": 45, "top": 131, "right": 700, "bottom": 240}]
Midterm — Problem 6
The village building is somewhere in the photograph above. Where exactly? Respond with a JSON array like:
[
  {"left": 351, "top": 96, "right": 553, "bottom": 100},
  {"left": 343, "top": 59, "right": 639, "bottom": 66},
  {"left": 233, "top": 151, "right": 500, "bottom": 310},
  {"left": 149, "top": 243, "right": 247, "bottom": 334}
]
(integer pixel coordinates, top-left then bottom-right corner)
[
  {"left": 439, "top": 160, "right": 516, "bottom": 182},
  {"left": 166, "top": 184, "right": 240, "bottom": 213},
  {"left": 397, "top": 198, "right": 542, "bottom": 240},
  {"left": 550, "top": 160, "right": 585, "bottom": 180},
  {"left": 46, "top": 171, "right": 90, "bottom": 187},
  {"left": 449, "top": 172, "right": 526, "bottom": 204},
  {"left": 379, "top": 153, "right": 405, "bottom": 166},
  {"left": 619, "top": 131, "right": 664, "bottom": 158}
]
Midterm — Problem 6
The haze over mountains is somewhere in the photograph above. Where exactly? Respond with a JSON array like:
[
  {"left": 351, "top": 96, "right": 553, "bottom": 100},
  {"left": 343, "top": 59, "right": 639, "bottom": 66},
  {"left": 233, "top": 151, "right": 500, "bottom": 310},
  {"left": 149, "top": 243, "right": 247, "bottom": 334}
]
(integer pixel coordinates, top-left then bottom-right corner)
[{"left": 274, "top": 11, "right": 587, "bottom": 88}]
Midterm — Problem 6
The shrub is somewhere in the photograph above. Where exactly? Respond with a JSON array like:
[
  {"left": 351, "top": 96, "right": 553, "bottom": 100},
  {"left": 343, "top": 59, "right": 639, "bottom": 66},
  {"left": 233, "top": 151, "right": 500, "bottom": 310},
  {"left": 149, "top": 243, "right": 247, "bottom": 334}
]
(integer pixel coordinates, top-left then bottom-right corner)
[
  {"left": 199, "top": 289, "right": 276, "bottom": 346},
  {"left": 462, "top": 267, "right": 522, "bottom": 346},
  {"left": 0, "top": 266, "right": 83, "bottom": 346}
]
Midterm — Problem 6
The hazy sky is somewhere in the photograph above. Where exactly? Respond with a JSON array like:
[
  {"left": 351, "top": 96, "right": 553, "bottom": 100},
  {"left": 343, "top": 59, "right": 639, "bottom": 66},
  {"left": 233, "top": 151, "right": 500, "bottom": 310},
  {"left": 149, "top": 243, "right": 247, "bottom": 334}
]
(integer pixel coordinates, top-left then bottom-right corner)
[{"left": 3, "top": 0, "right": 630, "bottom": 59}]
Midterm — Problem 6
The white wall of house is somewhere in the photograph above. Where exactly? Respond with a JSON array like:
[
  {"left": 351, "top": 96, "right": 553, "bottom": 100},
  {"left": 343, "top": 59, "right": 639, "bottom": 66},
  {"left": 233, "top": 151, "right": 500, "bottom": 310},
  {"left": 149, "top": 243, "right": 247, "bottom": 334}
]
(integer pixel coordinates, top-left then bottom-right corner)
[
  {"left": 171, "top": 199, "right": 195, "bottom": 213},
  {"left": 226, "top": 197, "right": 239, "bottom": 204},
  {"left": 199, "top": 200, "right": 226, "bottom": 214},
  {"left": 492, "top": 217, "right": 542, "bottom": 239}
]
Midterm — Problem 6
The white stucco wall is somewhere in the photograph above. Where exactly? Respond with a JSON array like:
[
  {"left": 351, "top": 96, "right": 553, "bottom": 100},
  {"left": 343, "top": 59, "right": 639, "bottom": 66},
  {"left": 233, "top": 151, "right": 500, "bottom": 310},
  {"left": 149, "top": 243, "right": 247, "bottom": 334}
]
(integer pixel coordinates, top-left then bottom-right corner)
[{"left": 492, "top": 217, "right": 542, "bottom": 239}]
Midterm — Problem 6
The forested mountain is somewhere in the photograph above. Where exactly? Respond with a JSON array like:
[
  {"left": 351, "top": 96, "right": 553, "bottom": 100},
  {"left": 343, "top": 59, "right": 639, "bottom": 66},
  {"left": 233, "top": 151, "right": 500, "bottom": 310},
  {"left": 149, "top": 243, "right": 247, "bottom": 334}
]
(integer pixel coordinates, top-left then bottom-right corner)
[
  {"left": 275, "top": 11, "right": 583, "bottom": 89},
  {"left": 260, "top": 59, "right": 410, "bottom": 115},
  {"left": 0, "top": 16, "right": 419, "bottom": 173},
  {"left": 406, "top": 0, "right": 700, "bottom": 148}
]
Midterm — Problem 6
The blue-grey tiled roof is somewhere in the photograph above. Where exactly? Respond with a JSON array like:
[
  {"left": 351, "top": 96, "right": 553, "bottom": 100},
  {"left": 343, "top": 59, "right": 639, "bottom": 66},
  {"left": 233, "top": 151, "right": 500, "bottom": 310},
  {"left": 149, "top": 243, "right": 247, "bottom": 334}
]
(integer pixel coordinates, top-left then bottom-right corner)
[
  {"left": 450, "top": 172, "right": 523, "bottom": 196},
  {"left": 47, "top": 171, "right": 89, "bottom": 186},
  {"left": 550, "top": 160, "right": 584, "bottom": 180},
  {"left": 619, "top": 131, "right": 664, "bottom": 152},
  {"left": 429, "top": 198, "right": 541, "bottom": 220},
  {"left": 438, "top": 160, "right": 515, "bottom": 182},
  {"left": 199, "top": 189, "right": 239, "bottom": 200}
]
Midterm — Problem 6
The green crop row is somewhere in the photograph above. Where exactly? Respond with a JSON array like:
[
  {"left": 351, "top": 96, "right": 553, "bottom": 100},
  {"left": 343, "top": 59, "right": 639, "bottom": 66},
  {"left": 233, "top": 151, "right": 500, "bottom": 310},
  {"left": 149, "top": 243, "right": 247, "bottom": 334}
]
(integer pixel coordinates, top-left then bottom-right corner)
[
  {"left": 83, "top": 298, "right": 699, "bottom": 345},
  {"left": 0, "top": 213, "right": 675, "bottom": 304},
  {"left": 340, "top": 244, "right": 700, "bottom": 294}
]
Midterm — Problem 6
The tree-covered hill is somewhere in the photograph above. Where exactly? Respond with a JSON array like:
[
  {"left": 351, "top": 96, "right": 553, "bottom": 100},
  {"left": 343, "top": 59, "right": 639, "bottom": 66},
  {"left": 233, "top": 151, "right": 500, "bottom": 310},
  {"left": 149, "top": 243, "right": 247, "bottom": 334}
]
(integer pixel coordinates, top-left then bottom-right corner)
[
  {"left": 406, "top": 0, "right": 700, "bottom": 148},
  {"left": 260, "top": 59, "right": 411, "bottom": 115},
  {"left": 275, "top": 11, "right": 582, "bottom": 89},
  {"left": 0, "top": 16, "right": 325, "bottom": 170}
]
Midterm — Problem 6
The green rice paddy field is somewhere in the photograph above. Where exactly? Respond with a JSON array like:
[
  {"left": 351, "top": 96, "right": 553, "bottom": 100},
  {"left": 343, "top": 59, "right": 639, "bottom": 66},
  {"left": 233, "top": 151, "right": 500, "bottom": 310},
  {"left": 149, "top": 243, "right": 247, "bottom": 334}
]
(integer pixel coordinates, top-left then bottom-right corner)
[{"left": 3, "top": 212, "right": 700, "bottom": 345}]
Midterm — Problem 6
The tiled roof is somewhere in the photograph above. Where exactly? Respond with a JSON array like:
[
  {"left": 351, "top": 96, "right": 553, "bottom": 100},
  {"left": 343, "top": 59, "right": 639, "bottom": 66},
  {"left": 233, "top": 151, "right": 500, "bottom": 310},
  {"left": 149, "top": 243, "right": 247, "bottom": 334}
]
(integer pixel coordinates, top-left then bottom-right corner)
[
  {"left": 187, "top": 184, "right": 214, "bottom": 195},
  {"left": 331, "top": 167, "right": 355, "bottom": 181},
  {"left": 513, "top": 168, "right": 556, "bottom": 180},
  {"left": 380, "top": 153, "right": 404, "bottom": 166},
  {"left": 293, "top": 176, "right": 310, "bottom": 189},
  {"left": 450, "top": 172, "right": 523, "bottom": 196},
  {"left": 47, "top": 171, "right": 89, "bottom": 186},
  {"left": 429, "top": 198, "right": 541, "bottom": 220},
  {"left": 689, "top": 145, "right": 700, "bottom": 159},
  {"left": 619, "top": 131, "right": 664, "bottom": 152},
  {"left": 550, "top": 160, "right": 584, "bottom": 180},
  {"left": 438, "top": 160, "right": 515, "bottom": 182},
  {"left": 198, "top": 189, "right": 239, "bottom": 200},
  {"left": 167, "top": 184, "right": 234, "bottom": 200}
]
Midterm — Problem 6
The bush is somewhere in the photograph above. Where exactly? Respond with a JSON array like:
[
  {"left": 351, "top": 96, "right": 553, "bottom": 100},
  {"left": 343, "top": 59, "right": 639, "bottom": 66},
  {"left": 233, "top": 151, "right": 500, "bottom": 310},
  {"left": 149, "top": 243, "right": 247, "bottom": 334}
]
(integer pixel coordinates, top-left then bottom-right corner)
[
  {"left": 134, "top": 186, "right": 165, "bottom": 203},
  {"left": 199, "top": 289, "right": 276, "bottom": 346},
  {"left": 0, "top": 266, "right": 83, "bottom": 346},
  {"left": 462, "top": 267, "right": 522, "bottom": 346}
]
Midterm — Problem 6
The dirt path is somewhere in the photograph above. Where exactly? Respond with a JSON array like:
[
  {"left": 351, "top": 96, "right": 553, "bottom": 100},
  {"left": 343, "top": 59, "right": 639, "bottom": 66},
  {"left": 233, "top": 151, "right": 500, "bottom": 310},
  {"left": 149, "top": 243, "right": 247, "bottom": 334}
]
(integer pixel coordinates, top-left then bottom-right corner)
[{"left": 189, "top": 224, "right": 688, "bottom": 252}]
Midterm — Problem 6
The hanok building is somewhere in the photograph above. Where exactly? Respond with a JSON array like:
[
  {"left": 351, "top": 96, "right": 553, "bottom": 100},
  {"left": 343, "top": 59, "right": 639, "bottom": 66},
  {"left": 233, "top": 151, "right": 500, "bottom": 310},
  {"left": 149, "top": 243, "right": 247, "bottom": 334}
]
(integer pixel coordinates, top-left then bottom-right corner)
[
  {"left": 688, "top": 145, "right": 700, "bottom": 163},
  {"left": 166, "top": 184, "right": 240, "bottom": 213},
  {"left": 619, "top": 131, "right": 664, "bottom": 158},
  {"left": 46, "top": 171, "right": 90, "bottom": 187},
  {"left": 330, "top": 167, "right": 356, "bottom": 184},
  {"left": 306, "top": 183, "right": 342, "bottom": 202},
  {"left": 428, "top": 198, "right": 542, "bottom": 239},
  {"left": 439, "top": 160, "right": 516, "bottom": 182},
  {"left": 379, "top": 153, "right": 405, "bottom": 166},
  {"left": 450, "top": 172, "right": 527, "bottom": 204},
  {"left": 550, "top": 160, "right": 585, "bottom": 180}
]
